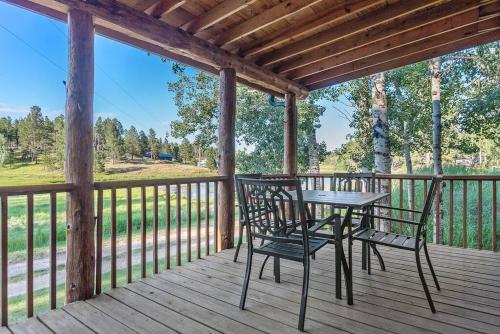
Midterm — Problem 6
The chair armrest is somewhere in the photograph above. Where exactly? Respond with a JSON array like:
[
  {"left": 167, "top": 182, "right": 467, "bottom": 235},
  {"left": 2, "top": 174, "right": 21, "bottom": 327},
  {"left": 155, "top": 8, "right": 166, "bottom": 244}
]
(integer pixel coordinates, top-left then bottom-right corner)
[
  {"left": 307, "top": 215, "right": 338, "bottom": 233},
  {"left": 351, "top": 212, "right": 421, "bottom": 226},
  {"left": 372, "top": 204, "right": 422, "bottom": 214}
]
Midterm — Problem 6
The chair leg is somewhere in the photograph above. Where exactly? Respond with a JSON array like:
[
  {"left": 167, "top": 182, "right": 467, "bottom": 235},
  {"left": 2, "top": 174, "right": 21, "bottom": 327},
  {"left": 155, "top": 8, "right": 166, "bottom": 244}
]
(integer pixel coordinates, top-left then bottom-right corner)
[
  {"left": 258, "top": 255, "right": 270, "bottom": 279},
  {"left": 367, "top": 242, "right": 371, "bottom": 275},
  {"left": 423, "top": 242, "right": 440, "bottom": 290},
  {"left": 298, "top": 258, "right": 310, "bottom": 332},
  {"left": 233, "top": 223, "right": 245, "bottom": 262},
  {"left": 370, "top": 244, "right": 385, "bottom": 271},
  {"left": 274, "top": 256, "right": 281, "bottom": 283},
  {"left": 416, "top": 248, "right": 436, "bottom": 313},
  {"left": 239, "top": 246, "right": 253, "bottom": 310}
]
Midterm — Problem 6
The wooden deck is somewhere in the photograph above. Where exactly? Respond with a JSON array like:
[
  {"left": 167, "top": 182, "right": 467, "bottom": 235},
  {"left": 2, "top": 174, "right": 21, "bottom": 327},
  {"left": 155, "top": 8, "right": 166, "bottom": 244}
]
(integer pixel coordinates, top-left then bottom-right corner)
[{"left": 5, "top": 242, "right": 500, "bottom": 334}]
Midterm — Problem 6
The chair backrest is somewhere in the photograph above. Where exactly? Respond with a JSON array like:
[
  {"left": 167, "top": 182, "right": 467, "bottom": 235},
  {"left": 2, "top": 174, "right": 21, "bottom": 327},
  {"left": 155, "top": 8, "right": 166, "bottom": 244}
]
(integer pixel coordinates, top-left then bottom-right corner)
[
  {"left": 417, "top": 176, "right": 443, "bottom": 238},
  {"left": 235, "top": 174, "right": 263, "bottom": 220},
  {"left": 333, "top": 172, "right": 376, "bottom": 192},
  {"left": 236, "top": 178, "right": 310, "bottom": 252}
]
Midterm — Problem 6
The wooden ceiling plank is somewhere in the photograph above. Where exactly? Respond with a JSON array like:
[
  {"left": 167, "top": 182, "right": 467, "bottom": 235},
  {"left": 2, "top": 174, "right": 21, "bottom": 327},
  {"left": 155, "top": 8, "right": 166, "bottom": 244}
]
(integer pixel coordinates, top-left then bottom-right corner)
[
  {"left": 214, "top": 0, "right": 324, "bottom": 47},
  {"left": 145, "top": 0, "right": 186, "bottom": 19},
  {"left": 300, "top": 16, "right": 500, "bottom": 85},
  {"left": 241, "top": 0, "right": 381, "bottom": 58},
  {"left": 34, "top": 0, "right": 308, "bottom": 97},
  {"left": 182, "top": 0, "right": 259, "bottom": 35},
  {"left": 290, "top": 6, "right": 498, "bottom": 81},
  {"left": 126, "top": 0, "right": 160, "bottom": 12},
  {"left": 272, "top": 0, "right": 490, "bottom": 73},
  {"left": 256, "top": 0, "right": 445, "bottom": 67},
  {"left": 307, "top": 29, "right": 500, "bottom": 90}
]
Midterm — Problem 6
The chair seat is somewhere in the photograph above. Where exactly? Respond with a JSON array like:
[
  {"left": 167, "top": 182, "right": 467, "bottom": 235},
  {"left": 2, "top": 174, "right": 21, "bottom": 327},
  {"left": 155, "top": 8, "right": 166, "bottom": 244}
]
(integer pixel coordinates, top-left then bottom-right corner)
[
  {"left": 353, "top": 228, "right": 418, "bottom": 250},
  {"left": 254, "top": 237, "right": 329, "bottom": 261}
]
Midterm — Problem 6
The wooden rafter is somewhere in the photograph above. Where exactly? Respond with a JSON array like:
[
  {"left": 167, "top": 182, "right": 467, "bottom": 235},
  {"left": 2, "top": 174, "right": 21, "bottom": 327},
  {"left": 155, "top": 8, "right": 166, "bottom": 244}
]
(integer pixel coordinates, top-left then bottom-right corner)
[
  {"left": 307, "top": 29, "right": 500, "bottom": 90},
  {"left": 240, "top": 0, "right": 382, "bottom": 58},
  {"left": 300, "top": 17, "right": 500, "bottom": 86},
  {"left": 214, "top": 0, "right": 324, "bottom": 47},
  {"left": 257, "top": 0, "right": 444, "bottom": 67},
  {"left": 182, "top": 0, "right": 259, "bottom": 35},
  {"left": 272, "top": 0, "right": 491, "bottom": 74},
  {"left": 145, "top": 0, "right": 185, "bottom": 19},
  {"left": 290, "top": 4, "right": 500, "bottom": 82}
]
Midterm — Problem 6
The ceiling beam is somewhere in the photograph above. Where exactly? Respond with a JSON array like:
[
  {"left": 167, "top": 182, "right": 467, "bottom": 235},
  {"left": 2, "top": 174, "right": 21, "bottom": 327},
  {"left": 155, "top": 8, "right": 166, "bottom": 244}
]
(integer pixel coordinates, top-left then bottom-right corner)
[
  {"left": 145, "top": 0, "right": 185, "bottom": 19},
  {"left": 240, "top": 0, "right": 382, "bottom": 59},
  {"left": 6, "top": 0, "right": 306, "bottom": 97},
  {"left": 271, "top": 0, "right": 490, "bottom": 73},
  {"left": 290, "top": 5, "right": 499, "bottom": 81},
  {"left": 182, "top": 0, "right": 259, "bottom": 35},
  {"left": 214, "top": 0, "right": 323, "bottom": 47},
  {"left": 300, "top": 17, "right": 500, "bottom": 86},
  {"left": 307, "top": 29, "right": 500, "bottom": 90},
  {"left": 256, "top": 0, "right": 445, "bottom": 67}
]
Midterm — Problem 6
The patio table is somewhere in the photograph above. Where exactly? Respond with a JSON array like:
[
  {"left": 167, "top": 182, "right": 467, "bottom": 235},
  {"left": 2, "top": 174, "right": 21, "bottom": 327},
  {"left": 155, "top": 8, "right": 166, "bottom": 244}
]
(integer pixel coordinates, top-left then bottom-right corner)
[{"left": 289, "top": 190, "right": 389, "bottom": 304}]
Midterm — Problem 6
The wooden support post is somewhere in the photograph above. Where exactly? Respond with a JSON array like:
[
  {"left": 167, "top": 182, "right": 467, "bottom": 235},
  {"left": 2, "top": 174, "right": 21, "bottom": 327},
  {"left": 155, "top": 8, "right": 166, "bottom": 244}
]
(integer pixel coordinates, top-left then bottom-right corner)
[
  {"left": 217, "top": 68, "right": 236, "bottom": 250},
  {"left": 65, "top": 9, "right": 95, "bottom": 303},
  {"left": 284, "top": 93, "right": 297, "bottom": 177}
]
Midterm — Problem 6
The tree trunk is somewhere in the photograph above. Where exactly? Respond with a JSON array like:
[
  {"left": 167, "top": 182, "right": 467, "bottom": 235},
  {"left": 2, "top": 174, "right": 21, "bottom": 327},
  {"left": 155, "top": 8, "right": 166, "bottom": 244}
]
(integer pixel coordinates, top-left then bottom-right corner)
[
  {"left": 308, "top": 129, "right": 321, "bottom": 192},
  {"left": 430, "top": 57, "right": 444, "bottom": 244},
  {"left": 403, "top": 121, "right": 414, "bottom": 214},
  {"left": 284, "top": 93, "right": 297, "bottom": 178},
  {"left": 65, "top": 9, "right": 95, "bottom": 303},
  {"left": 371, "top": 72, "right": 391, "bottom": 231}
]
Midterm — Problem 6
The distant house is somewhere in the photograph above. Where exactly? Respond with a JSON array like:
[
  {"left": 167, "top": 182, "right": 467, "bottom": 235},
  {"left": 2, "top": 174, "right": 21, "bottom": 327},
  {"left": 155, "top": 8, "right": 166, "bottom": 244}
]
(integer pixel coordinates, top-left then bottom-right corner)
[{"left": 143, "top": 152, "right": 174, "bottom": 161}]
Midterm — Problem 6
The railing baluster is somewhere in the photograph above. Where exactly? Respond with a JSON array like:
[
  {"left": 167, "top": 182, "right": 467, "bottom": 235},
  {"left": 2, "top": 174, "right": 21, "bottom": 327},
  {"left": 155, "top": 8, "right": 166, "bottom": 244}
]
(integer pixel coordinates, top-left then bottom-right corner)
[
  {"left": 141, "top": 186, "right": 146, "bottom": 278},
  {"left": 449, "top": 180, "right": 454, "bottom": 247},
  {"left": 205, "top": 182, "right": 210, "bottom": 256},
  {"left": 197, "top": 182, "right": 201, "bottom": 259},
  {"left": 388, "top": 179, "right": 392, "bottom": 232},
  {"left": 153, "top": 185, "right": 159, "bottom": 273},
  {"left": 410, "top": 179, "right": 415, "bottom": 237},
  {"left": 111, "top": 188, "right": 117, "bottom": 288},
  {"left": 478, "top": 180, "right": 482, "bottom": 250},
  {"left": 377, "top": 178, "right": 381, "bottom": 229},
  {"left": 1, "top": 194, "right": 7, "bottom": 326},
  {"left": 463, "top": 180, "right": 467, "bottom": 248},
  {"left": 166, "top": 185, "right": 171, "bottom": 269},
  {"left": 187, "top": 183, "right": 192, "bottom": 262},
  {"left": 214, "top": 181, "right": 218, "bottom": 253},
  {"left": 26, "top": 193, "right": 34, "bottom": 317},
  {"left": 176, "top": 184, "right": 181, "bottom": 266},
  {"left": 435, "top": 181, "right": 441, "bottom": 244},
  {"left": 493, "top": 181, "right": 497, "bottom": 252},
  {"left": 49, "top": 192, "right": 57, "bottom": 309},
  {"left": 399, "top": 179, "right": 403, "bottom": 234},
  {"left": 126, "top": 187, "right": 132, "bottom": 283},
  {"left": 320, "top": 177, "right": 324, "bottom": 218},
  {"left": 95, "top": 189, "right": 103, "bottom": 294}
]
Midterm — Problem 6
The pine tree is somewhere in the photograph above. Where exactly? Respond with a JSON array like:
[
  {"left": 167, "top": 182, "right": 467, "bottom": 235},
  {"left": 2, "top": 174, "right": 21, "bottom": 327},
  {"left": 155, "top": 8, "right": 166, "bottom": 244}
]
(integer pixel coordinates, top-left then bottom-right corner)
[{"left": 124, "top": 126, "right": 141, "bottom": 159}]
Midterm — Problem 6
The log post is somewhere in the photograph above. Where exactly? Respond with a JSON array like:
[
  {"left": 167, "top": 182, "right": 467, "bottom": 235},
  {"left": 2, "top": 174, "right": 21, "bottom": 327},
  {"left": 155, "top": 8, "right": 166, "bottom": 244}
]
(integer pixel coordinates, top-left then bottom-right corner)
[
  {"left": 217, "top": 68, "right": 236, "bottom": 250},
  {"left": 284, "top": 93, "right": 297, "bottom": 177},
  {"left": 65, "top": 9, "right": 95, "bottom": 303}
]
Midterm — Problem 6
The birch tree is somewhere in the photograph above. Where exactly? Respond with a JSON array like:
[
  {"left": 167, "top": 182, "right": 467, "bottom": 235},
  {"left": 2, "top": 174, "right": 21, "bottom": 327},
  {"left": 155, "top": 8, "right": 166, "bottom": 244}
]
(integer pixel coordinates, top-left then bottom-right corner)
[
  {"left": 429, "top": 57, "right": 444, "bottom": 243},
  {"left": 371, "top": 72, "right": 391, "bottom": 231}
]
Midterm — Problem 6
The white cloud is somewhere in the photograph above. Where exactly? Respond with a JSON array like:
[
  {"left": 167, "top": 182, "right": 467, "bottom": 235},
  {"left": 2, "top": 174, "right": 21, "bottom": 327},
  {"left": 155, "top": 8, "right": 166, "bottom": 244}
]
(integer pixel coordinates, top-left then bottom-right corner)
[{"left": 0, "top": 103, "right": 64, "bottom": 119}]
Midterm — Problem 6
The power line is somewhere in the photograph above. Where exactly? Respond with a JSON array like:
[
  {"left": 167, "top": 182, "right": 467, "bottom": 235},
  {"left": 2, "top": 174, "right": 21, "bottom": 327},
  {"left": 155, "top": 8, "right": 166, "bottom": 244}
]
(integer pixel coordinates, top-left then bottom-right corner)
[{"left": 0, "top": 21, "right": 155, "bottom": 129}]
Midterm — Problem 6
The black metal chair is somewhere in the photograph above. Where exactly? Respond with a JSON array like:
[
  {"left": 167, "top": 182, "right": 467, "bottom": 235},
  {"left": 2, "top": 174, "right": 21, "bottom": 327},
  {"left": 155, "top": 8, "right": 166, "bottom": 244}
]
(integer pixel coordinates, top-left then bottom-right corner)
[
  {"left": 233, "top": 173, "right": 263, "bottom": 262},
  {"left": 352, "top": 175, "right": 442, "bottom": 312},
  {"left": 236, "top": 177, "right": 329, "bottom": 331}
]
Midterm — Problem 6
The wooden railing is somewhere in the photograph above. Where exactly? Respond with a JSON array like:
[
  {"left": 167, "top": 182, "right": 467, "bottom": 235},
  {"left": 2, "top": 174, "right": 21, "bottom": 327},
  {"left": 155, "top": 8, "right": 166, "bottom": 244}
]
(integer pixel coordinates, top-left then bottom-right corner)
[
  {"left": 0, "top": 175, "right": 224, "bottom": 325},
  {"left": 298, "top": 173, "right": 499, "bottom": 251},
  {"left": 0, "top": 183, "right": 75, "bottom": 326}
]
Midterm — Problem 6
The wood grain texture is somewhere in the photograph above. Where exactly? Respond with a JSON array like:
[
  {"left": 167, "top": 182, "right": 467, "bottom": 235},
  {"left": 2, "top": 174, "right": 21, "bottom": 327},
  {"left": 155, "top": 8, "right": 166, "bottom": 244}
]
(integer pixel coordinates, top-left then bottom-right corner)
[
  {"left": 217, "top": 68, "right": 236, "bottom": 250},
  {"left": 64, "top": 9, "right": 95, "bottom": 303}
]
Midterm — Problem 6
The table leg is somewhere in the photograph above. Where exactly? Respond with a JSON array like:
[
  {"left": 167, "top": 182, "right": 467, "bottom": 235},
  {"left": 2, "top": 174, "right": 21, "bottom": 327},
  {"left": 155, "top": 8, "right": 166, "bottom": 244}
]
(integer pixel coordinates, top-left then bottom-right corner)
[
  {"left": 274, "top": 256, "right": 280, "bottom": 283},
  {"left": 335, "top": 216, "right": 342, "bottom": 299},
  {"left": 346, "top": 207, "right": 353, "bottom": 305}
]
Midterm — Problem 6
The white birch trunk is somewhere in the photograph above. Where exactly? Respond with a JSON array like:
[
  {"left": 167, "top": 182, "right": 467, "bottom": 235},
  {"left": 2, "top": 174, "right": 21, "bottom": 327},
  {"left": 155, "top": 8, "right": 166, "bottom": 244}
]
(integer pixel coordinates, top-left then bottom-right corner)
[
  {"left": 430, "top": 57, "right": 444, "bottom": 244},
  {"left": 371, "top": 72, "right": 391, "bottom": 231}
]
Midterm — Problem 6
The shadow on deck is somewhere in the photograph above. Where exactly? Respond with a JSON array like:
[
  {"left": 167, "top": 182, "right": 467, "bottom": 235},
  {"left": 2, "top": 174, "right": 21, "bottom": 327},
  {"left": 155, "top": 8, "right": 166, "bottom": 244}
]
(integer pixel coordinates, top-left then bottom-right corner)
[{"left": 5, "top": 243, "right": 500, "bottom": 334}]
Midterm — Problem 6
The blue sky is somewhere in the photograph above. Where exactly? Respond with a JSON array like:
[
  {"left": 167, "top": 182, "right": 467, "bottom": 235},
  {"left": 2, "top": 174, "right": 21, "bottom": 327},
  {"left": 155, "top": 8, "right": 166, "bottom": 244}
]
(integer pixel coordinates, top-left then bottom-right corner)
[{"left": 0, "top": 2, "right": 352, "bottom": 149}]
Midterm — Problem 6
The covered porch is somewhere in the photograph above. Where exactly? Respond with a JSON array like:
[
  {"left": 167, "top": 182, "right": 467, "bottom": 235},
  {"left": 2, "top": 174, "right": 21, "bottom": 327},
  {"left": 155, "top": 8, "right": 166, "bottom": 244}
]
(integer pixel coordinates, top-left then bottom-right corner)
[
  {"left": 0, "top": 0, "right": 499, "bottom": 332},
  {"left": 7, "top": 242, "right": 500, "bottom": 334}
]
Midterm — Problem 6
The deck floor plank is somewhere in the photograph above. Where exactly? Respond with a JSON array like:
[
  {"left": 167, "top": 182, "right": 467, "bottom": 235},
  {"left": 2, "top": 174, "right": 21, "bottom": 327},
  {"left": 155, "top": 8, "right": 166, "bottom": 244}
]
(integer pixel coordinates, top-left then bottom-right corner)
[{"left": 5, "top": 243, "right": 500, "bottom": 334}]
